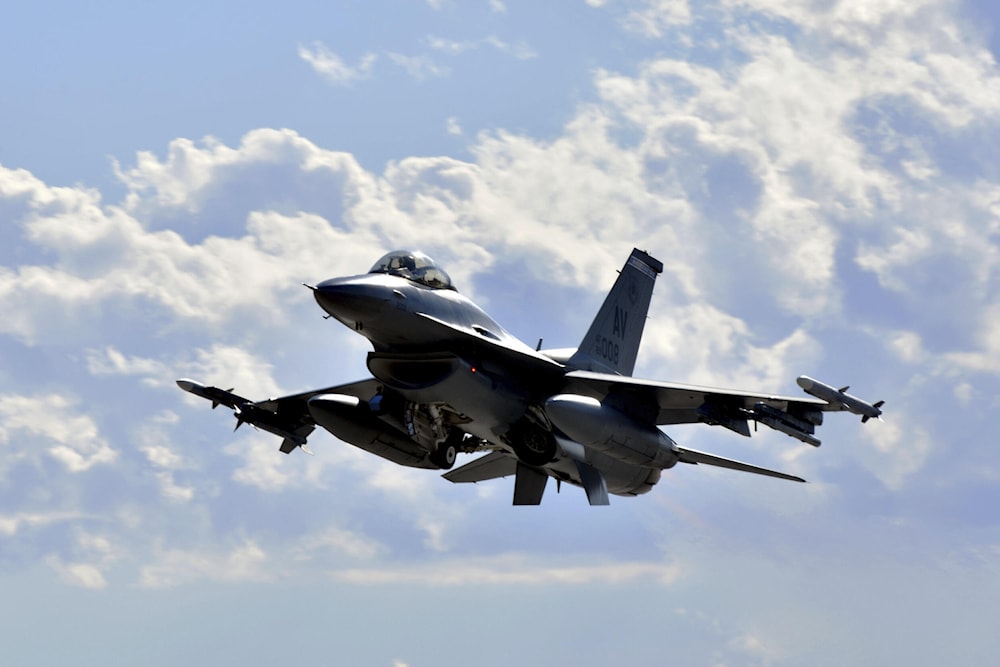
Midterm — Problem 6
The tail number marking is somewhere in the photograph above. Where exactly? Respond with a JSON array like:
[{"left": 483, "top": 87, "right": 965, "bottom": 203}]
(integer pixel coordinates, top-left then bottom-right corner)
[
  {"left": 595, "top": 335, "right": 620, "bottom": 365},
  {"left": 613, "top": 306, "right": 629, "bottom": 339}
]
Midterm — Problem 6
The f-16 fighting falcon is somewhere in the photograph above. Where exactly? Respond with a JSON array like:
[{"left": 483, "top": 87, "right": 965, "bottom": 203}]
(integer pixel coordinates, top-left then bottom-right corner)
[{"left": 178, "top": 249, "right": 883, "bottom": 505}]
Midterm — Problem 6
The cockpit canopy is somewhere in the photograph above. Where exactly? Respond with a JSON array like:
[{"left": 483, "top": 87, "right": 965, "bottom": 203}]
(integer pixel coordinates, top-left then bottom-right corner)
[{"left": 368, "top": 250, "right": 455, "bottom": 290}]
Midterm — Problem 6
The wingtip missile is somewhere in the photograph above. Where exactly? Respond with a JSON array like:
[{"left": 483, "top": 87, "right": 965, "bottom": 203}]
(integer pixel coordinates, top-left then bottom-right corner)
[
  {"left": 179, "top": 378, "right": 316, "bottom": 455},
  {"left": 176, "top": 378, "right": 198, "bottom": 393},
  {"left": 796, "top": 375, "right": 884, "bottom": 422},
  {"left": 176, "top": 378, "right": 250, "bottom": 411}
]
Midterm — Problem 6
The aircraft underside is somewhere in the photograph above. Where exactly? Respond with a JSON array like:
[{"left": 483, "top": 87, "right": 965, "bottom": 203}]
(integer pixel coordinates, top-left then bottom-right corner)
[{"left": 177, "top": 247, "right": 883, "bottom": 506}]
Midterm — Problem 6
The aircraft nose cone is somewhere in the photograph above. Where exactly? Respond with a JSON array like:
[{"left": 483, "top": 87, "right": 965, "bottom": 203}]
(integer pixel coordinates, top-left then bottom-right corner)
[{"left": 313, "top": 276, "right": 388, "bottom": 322}]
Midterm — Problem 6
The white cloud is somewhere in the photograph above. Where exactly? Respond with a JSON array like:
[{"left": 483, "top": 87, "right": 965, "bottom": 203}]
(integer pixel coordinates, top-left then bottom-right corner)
[
  {"left": 136, "top": 426, "right": 197, "bottom": 501},
  {"left": 226, "top": 435, "right": 298, "bottom": 492},
  {"left": 425, "top": 36, "right": 478, "bottom": 56},
  {"left": 858, "top": 418, "right": 933, "bottom": 491},
  {"left": 46, "top": 556, "right": 108, "bottom": 589},
  {"left": 623, "top": 0, "right": 693, "bottom": 36},
  {"left": 953, "top": 382, "right": 974, "bottom": 404},
  {"left": 181, "top": 344, "right": 284, "bottom": 400},
  {"left": 2, "top": 136, "right": 402, "bottom": 345},
  {"left": 729, "top": 632, "right": 784, "bottom": 663},
  {"left": 945, "top": 306, "right": 1000, "bottom": 375},
  {"left": 293, "top": 526, "right": 385, "bottom": 561},
  {"left": 332, "top": 553, "right": 681, "bottom": 586},
  {"left": 365, "top": 464, "right": 466, "bottom": 551},
  {"left": 385, "top": 52, "right": 450, "bottom": 79},
  {"left": 0, "top": 394, "right": 117, "bottom": 473},
  {"left": 138, "top": 540, "right": 271, "bottom": 588},
  {"left": 142, "top": 443, "right": 186, "bottom": 470},
  {"left": 1, "top": 5, "right": 998, "bottom": 636},
  {"left": 87, "top": 347, "right": 171, "bottom": 387},
  {"left": 0, "top": 511, "right": 83, "bottom": 537},
  {"left": 301, "top": 35, "right": 537, "bottom": 87},
  {"left": 45, "top": 531, "right": 122, "bottom": 589},
  {"left": 483, "top": 36, "right": 538, "bottom": 60},
  {"left": 297, "top": 42, "right": 377, "bottom": 85},
  {"left": 425, "top": 35, "right": 537, "bottom": 60},
  {"left": 641, "top": 305, "right": 820, "bottom": 388},
  {"left": 153, "top": 471, "right": 195, "bottom": 502},
  {"left": 887, "top": 331, "right": 926, "bottom": 364}
]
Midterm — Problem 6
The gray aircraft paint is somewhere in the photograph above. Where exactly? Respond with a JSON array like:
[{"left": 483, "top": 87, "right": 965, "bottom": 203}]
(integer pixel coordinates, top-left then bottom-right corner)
[
  {"left": 178, "top": 248, "right": 882, "bottom": 505},
  {"left": 568, "top": 249, "right": 663, "bottom": 376}
]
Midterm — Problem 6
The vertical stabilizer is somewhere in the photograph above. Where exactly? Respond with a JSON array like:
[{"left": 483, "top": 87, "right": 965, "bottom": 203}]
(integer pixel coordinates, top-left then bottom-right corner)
[{"left": 567, "top": 248, "right": 662, "bottom": 376}]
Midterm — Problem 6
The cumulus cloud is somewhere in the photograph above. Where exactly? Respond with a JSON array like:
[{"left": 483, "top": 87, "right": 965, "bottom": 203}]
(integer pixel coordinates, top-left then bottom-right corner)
[
  {"left": 225, "top": 435, "right": 299, "bottom": 492},
  {"left": 0, "top": 394, "right": 117, "bottom": 473},
  {"left": 1, "top": 0, "right": 998, "bottom": 611},
  {"left": 139, "top": 435, "right": 195, "bottom": 502},
  {"left": 87, "top": 347, "right": 172, "bottom": 387},
  {"left": 641, "top": 305, "right": 820, "bottom": 388},
  {"left": 623, "top": 0, "right": 693, "bottom": 36},
  {"left": 857, "top": 419, "right": 933, "bottom": 491}
]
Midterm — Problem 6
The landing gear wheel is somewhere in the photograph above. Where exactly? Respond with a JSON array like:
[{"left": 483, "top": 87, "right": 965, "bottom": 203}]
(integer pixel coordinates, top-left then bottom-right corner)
[
  {"left": 430, "top": 441, "right": 458, "bottom": 469},
  {"left": 510, "top": 422, "right": 556, "bottom": 467}
]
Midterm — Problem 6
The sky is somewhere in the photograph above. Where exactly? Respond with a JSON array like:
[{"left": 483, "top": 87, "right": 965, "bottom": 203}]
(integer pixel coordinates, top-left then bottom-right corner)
[{"left": 2, "top": 0, "right": 999, "bottom": 664}]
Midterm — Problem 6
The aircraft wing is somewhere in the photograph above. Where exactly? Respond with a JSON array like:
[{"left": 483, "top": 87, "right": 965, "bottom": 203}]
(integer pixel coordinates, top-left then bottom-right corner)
[
  {"left": 178, "top": 378, "right": 382, "bottom": 453},
  {"left": 562, "top": 370, "right": 834, "bottom": 446},
  {"left": 252, "top": 378, "right": 382, "bottom": 413},
  {"left": 442, "top": 451, "right": 518, "bottom": 483}
]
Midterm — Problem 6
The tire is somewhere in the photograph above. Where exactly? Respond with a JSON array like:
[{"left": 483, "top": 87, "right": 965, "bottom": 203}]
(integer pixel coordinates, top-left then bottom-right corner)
[
  {"left": 430, "top": 441, "right": 457, "bottom": 469},
  {"left": 510, "top": 421, "right": 556, "bottom": 467}
]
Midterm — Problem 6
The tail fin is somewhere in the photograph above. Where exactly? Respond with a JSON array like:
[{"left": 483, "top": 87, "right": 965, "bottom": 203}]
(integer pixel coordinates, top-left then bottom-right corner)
[{"left": 567, "top": 248, "right": 662, "bottom": 376}]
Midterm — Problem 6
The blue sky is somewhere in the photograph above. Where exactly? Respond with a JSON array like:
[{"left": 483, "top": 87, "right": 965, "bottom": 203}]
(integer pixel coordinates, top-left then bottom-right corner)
[{"left": 2, "top": 1, "right": 1000, "bottom": 664}]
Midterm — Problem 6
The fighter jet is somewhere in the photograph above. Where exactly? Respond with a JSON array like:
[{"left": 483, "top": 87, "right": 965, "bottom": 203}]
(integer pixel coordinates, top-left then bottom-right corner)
[{"left": 178, "top": 248, "right": 884, "bottom": 505}]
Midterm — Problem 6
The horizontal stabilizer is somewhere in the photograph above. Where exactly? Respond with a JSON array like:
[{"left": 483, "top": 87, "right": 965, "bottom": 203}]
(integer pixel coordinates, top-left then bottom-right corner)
[
  {"left": 443, "top": 451, "right": 517, "bottom": 483},
  {"left": 675, "top": 446, "right": 805, "bottom": 483}
]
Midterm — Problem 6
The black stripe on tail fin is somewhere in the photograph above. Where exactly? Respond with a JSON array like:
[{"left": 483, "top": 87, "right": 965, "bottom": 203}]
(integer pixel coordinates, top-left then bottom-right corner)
[{"left": 568, "top": 248, "right": 662, "bottom": 376}]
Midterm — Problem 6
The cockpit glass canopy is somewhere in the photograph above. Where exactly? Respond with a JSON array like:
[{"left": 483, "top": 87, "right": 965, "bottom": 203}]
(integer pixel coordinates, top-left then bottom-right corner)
[{"left": 368, "top": 250, "right": 455, "bottom": 290}]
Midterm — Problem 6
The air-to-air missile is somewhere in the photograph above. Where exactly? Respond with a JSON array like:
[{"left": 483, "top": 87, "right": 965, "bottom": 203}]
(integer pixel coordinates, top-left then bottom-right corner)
[
  {"left": 796, "top": 376, "right": 884, "bottom": 423},
  {"left": 176, "top": 379, "right": 314, "bottom": 454}
]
